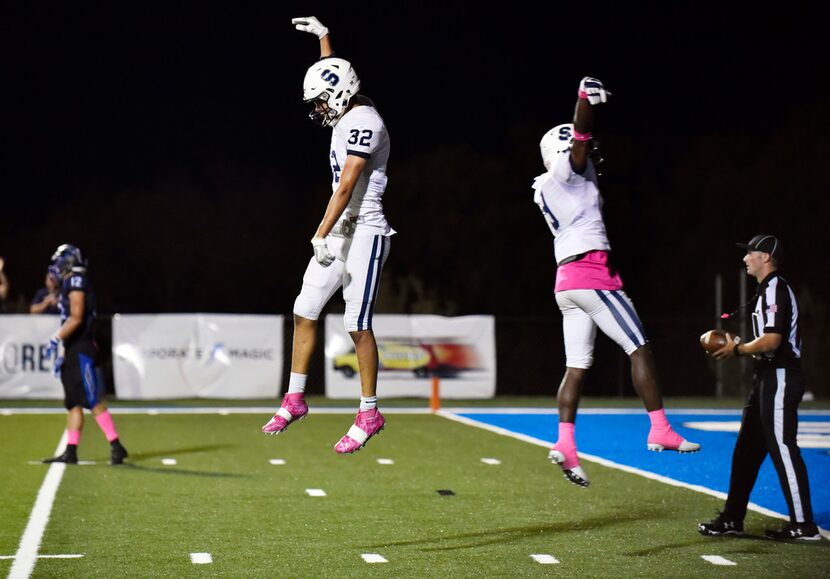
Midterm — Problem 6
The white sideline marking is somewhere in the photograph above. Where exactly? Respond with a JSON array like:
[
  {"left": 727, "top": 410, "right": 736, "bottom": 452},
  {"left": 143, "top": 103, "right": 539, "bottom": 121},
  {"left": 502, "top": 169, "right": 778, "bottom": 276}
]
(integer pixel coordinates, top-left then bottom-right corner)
[
  {"left": 701, "top": 555, "right": 736, "bottom": 566},
  {"left": 0, "top": 554, "right": 84, "bottom": 560},
  {"left": 190, "top": 552, "right": 213, "bottom": 564},
  {"left": 8, "top": 432, "right": 68, "bottom": 579},
  {"left": 530, "top": 554, "right": 559, "bottom": 565},
  {"left": 480, "top": 458, "right": 502, "bottom": 465},
  {"left": 27, "top": 461, "right": 96, "bottom": 466},
  {"left": 2, "top": 409, "right": 11, "bottom": 415},
  {"left": 305, "top": 489, "right": 326, "bottom": 497},
  {"left": 147, "top": 409, "right": 159, "bottom": 415},
  {"left": 437, "top": 411, "right": 820, "bottom": 533},
  {"left": 269, "top": 459, "right": 286, "bottom": 465},
  {"left": 376, "top": 458, "right": 395, "bottom": 465},
  {"left": 161, "top": 458, "right": 177, "bottom": 466},
  {"left": 218, "top": 409, "right": 230, "bottom": 415},
  {"left": 361, "top": 553, "right": 388, "bottom": 563}
]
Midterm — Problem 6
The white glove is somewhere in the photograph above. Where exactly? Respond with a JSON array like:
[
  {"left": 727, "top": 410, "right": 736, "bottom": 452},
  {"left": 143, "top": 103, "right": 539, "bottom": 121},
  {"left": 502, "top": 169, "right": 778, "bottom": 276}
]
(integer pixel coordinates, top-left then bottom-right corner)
[
  {"left": 291, "top": 16, "right": 329, "bottom": 39},
  {"left": 578, "top": 76, "right": 609, "bottom": 105},
  {"left": 311, "top": 237, "right": 335, "bottom": 267}
]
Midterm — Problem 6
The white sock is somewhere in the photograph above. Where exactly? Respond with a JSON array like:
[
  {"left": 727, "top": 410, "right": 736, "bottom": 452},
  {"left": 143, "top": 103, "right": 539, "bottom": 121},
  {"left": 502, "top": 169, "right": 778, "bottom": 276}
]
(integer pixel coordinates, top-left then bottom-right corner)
[
  {"left": 287, "top": 372, "right": 307, "bottom": 395},
  {"left": 360, "top": 396, "right": 377, "bottom": 411}
]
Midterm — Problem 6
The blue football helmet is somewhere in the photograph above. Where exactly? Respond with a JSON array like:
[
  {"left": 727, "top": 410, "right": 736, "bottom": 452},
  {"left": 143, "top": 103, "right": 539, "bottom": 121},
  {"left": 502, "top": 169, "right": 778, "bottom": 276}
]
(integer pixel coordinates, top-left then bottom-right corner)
[{"left": 51, "top": 244, "right": 86, "bottom": 275}]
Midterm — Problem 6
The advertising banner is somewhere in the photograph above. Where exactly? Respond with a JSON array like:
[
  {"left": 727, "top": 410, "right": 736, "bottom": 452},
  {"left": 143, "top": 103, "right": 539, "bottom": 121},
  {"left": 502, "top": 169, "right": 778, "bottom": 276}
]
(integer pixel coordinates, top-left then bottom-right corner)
[
  {"left": 325, "top": 314, "right": 496, "bottom": 399},
  {"left": 113, "top": 314, "right": 283, "bottom": 399},
  {"left": 0, "top": 315, "right": 64, "bottom": 399}
]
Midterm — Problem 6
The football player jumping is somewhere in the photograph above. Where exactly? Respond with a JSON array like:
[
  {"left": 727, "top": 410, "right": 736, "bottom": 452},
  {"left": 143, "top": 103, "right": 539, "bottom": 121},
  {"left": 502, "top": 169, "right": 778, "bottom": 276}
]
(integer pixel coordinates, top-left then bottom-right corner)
[
  {"left": 262, "top": 16, "right": 394, "bottom": 454},
  {"left": 532, "top": 77, "right": 699, "bottom": 487}
]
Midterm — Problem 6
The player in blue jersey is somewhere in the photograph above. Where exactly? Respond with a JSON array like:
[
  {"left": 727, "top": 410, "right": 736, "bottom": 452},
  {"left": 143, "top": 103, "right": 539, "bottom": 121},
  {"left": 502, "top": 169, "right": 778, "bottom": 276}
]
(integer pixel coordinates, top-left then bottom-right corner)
[{"left": 42, "top": 244, "right": 128, "bottom": 465}]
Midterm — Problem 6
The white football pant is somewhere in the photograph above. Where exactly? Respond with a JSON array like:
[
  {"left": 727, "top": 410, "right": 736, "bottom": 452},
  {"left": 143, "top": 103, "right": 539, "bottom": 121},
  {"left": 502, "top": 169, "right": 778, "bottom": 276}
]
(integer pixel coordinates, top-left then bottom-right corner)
[
  {"left": 555, "top": 289, "right": 648, "bottom": 369},
  {"left": 293, "top": 234, "right": 391, "bottom": 332}
]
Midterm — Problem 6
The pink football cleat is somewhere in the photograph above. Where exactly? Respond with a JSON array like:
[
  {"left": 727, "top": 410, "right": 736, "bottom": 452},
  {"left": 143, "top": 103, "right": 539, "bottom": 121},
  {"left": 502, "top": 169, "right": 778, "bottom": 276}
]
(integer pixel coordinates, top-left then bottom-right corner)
[
  {"left": 647, "top": 426, "right": 700, "bottom": 453},
  {"left": 548, "top": 444, "right": 590, "bottom": 487},
  {"left": 334, "top": 408, "right": 385, "bottom": 454},
  {"left": 261, "top": 393, "right": 308, "bottom": 435}
]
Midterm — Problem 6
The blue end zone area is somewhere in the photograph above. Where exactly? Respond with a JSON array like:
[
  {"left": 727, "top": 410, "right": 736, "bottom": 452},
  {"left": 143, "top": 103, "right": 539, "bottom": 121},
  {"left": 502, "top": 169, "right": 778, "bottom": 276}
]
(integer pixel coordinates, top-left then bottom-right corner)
[{"left": 458, "top": 411, "right": 830, "bottom": 530}]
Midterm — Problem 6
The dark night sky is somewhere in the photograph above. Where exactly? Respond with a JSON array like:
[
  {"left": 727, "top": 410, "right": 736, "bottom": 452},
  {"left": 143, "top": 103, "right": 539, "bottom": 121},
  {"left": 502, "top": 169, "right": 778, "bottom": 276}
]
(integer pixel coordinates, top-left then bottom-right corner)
[{"left": 1, "top": 2, "right": 827, "bottom": 316}]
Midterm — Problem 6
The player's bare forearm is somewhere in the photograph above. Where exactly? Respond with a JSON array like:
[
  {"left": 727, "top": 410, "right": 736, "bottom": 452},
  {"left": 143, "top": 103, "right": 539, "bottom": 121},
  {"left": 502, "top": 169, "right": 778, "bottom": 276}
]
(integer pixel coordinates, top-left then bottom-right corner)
[
  {"left": 313, "top": 156, "right": 365, "bottom": 238},
  {"left": 570, "top": 99, "right": 594, "bottom": 172},
  {"left": 315, "top": 189, "right": 352, "bottom": 239},
  {"left": 320, "top": 35, "right": 333, "bottom": 58}
]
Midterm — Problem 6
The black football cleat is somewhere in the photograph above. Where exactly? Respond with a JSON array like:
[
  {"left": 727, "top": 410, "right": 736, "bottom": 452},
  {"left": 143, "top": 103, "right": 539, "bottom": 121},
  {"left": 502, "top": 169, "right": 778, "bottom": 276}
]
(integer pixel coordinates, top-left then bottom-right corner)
[
  {"left": 42, "top": 447, "right": 78, "bottom": 465},
  {"left": 765, "top": 522, "right": 822, "bottom": 541},
  {"left": 110, "top": 440, "right": 129, "bottom": 465},
  {"left": 698, "top": 513, "right": 744, "bottom": 536}
]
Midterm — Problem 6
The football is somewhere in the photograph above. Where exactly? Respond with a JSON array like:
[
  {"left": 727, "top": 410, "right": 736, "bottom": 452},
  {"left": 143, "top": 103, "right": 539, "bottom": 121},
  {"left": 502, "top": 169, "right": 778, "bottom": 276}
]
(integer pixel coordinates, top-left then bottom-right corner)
[{"left": 699, "top": 329, "right": 737, "bottom": 354}]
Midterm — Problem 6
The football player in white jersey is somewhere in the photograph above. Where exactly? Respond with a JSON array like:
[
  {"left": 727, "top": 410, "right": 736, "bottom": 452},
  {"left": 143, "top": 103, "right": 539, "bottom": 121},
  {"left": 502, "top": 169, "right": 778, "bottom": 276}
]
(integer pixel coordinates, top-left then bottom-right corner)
[
  {"left": 262, "top": 16, "right": 394, "bottom": 454},
  {"left": 533, "top": 77, "right": 700, "bottom": 487}
]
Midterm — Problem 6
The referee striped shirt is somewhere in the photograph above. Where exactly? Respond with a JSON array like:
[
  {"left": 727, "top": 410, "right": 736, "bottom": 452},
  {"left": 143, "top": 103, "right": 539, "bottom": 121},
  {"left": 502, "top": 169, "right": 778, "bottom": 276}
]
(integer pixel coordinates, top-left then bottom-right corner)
[{"left": 752, "top": 272, "right": 801, "bottom": 366}]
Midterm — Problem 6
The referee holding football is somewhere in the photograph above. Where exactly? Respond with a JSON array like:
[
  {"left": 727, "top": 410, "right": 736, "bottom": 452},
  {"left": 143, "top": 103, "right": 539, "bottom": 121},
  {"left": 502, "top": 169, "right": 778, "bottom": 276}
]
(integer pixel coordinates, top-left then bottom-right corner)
[{"left": 699, "top": 235, "right": 820, "bottom": 540}]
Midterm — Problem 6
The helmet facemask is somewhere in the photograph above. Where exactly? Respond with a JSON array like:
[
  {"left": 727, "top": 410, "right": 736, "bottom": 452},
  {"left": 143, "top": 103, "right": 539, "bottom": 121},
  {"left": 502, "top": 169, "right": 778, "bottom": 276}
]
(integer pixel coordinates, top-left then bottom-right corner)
[{"left": 306, "top": 92, "right": 339, "bottom": 128}]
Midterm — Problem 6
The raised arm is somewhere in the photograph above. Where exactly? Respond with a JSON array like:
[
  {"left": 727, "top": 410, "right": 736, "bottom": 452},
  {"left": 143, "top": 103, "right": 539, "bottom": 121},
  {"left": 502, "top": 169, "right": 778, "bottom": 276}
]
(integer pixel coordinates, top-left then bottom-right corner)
[
  {"left": 569, "top": 77, "right": 609, "bottom": 174},
  {"left": 292, "top": 16, "right": 333, "bottom": 58}
]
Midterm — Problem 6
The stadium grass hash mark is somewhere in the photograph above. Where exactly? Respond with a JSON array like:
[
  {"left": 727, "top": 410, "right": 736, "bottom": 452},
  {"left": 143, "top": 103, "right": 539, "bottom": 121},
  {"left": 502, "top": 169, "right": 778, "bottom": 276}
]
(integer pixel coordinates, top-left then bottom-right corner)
[
  {"left": 701, "top": 555, "right": 736, "bottom": 566},
  {"left": 190, "top": 552, "right": 213, "bottom": 564},
  {"left": 361, "top": 554, "right": 388, "bottom": 563},
  {"left": 161, "top": 458, "right": 177, "bottom": 465},
  {"left": 305, "top": 489, "right": 327, "bottom": 497},
  {"left": 530, "top": 554, "right": 560, "bottom": 564},
  {"left": 480, "top": 458, "right": 502, "bottom": 465},
  {"left": 376, "top": 458, "right": 394, "bottom": 465},
  {"left": 269, "top": 459, "right": 286, "bottom": 465}
]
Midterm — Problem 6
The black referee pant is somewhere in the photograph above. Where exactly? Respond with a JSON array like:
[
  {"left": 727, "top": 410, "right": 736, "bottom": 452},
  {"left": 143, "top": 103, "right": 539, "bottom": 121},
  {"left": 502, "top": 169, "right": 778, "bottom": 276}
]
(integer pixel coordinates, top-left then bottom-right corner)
[{"left": 723, "top": 362, "right": 814, "bottom": 524}]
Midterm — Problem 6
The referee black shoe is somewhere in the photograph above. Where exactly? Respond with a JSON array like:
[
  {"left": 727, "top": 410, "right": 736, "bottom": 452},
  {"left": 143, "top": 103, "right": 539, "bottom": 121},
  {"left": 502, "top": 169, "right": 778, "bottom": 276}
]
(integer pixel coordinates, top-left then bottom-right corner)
[
  {"left": 698, "top": 513, "right": 744, "bottom": 536},
  {"left": 765, "top": 522, "right": 822, "bottom": 541},
  {"left": 110, "top": 439, "right": 128, "bottom": 465},
  {"left": 42, "top": 446, "right": 78, "bottom": 465}
]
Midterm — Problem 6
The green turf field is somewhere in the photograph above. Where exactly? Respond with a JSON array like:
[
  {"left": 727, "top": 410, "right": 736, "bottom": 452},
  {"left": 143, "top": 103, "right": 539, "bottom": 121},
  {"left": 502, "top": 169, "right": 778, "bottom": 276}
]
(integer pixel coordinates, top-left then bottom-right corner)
[{"left": 2, "top": 407, "right": 829, "bottom": 577}]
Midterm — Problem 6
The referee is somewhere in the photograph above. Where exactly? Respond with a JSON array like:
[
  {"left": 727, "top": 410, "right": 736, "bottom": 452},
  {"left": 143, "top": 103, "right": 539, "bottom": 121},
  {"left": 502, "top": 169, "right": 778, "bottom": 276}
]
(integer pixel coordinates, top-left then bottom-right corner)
[{"left": 699, "top": 234, "right": 820, "bottom": 540}]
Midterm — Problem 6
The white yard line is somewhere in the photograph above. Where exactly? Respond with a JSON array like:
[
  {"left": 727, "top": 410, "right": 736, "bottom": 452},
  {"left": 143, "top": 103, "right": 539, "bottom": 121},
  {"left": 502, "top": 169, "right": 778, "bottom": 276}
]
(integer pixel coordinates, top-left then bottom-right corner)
[
  {"left": 7, "top": 432, "right": 68, "bottom": 579},
  {"left": 268, "top": 459, "right": 286, "bottom": 465},
  {"left": 361, "top": 554, "right": 388, "bottom": 563},
  {"left": 480, "top": 458, "right": 502, "bottom": 465},
  {"left": 437, "top": 410, "right": 830, "bottom": 539},
  {"left": 305, "top": 489, "right": 326, "bottom": 497}
]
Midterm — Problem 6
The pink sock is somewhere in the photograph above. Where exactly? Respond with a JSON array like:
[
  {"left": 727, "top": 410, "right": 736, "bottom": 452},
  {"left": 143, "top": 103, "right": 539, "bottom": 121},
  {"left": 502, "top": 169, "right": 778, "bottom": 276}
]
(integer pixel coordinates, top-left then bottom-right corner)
[
  {"left": 648, "top": 409, "right": 670, "bottom": 430},
  {"left": 95, "top": 411, "right": 120, "bottom": 442},
  {"left": 67, "top": 430, "right": 81, "bottom": 446},
  {"left": 553, "top": 422, "right": 579, "bottom": 468},
  {"left": 555, "top": 422, "right": 577, "bottom": 452},
  {"left": 647, "top": 409, "right": 684, "bottom": 446}
]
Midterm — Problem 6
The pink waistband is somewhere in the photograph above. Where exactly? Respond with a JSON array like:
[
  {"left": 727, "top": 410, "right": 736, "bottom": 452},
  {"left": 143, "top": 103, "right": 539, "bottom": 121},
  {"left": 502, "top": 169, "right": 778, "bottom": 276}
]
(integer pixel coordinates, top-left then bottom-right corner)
[{"left": 555, "top": 250, "right": 623, "bottom": 292}]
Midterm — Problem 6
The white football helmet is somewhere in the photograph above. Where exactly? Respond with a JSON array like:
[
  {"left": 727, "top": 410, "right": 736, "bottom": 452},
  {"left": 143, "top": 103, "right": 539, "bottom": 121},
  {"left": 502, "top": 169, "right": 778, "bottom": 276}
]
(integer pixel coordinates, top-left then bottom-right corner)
[
  {"left": 302, "top": 58, "right": 360, "bottom": 127},
  {"left": 539, "top": 123, "right": 573, "bottom": 170}
]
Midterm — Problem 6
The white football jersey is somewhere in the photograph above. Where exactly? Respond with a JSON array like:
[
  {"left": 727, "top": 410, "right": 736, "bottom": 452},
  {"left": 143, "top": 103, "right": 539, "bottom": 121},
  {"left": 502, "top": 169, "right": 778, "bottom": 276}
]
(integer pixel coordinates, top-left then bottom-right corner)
[
  {"left": 330, "top": 105, "right": 394, "bottom": 236},
  {"left": 532, "top": 150, "right": 611, "bottom": 264}
]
